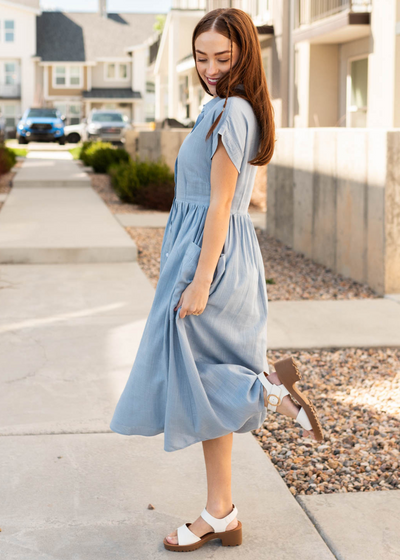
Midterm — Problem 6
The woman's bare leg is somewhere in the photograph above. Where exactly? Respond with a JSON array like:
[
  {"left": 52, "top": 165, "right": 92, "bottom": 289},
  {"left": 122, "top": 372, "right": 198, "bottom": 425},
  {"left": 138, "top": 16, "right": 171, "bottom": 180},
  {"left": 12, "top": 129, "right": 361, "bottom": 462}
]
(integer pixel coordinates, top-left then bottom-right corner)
[{"left": 165, "top": 433, "right": 238, "bottom": 544}]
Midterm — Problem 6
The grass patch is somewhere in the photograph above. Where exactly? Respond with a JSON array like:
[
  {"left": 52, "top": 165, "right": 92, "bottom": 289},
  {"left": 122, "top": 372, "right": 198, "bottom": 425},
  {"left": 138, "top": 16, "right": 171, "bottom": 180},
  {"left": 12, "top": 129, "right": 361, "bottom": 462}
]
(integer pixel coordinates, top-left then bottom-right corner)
[
  {"left": 6, "top": 147, "right": 28, "bottom": 158},
  {"left": 265, "top": 278, "right": 276, "bottom": 284},
  {"left": 69, "top": 146, "right": 81, "bottom": 160}
]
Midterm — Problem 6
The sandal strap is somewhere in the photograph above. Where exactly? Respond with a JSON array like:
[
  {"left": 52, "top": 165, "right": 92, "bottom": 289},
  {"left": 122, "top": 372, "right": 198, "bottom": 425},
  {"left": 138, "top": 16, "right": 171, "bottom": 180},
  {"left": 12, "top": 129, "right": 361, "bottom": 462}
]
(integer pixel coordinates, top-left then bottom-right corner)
[
  {"left": 296, "top": 407, "right": 313, "bottom": 431},
  {"left": 200, "top": 504, "right": 238, "bottom": 533},
  {"left": 257, "top": 371, "right": 291, "bottom": 411},
  {"left": 177, "top": 523, "right": 201, "bottom": 546}
]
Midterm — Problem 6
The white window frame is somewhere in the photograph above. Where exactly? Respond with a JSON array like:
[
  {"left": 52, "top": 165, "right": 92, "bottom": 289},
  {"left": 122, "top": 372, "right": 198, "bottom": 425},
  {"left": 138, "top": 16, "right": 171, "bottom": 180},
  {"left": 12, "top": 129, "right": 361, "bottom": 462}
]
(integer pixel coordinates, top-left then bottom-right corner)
[
  {"left": 104, "top": 62, "right": 130, "bottom": 82},
  {"left": 261, "top": 46, "right": 272, "bottom": 89},
  {"left": 346, "top": 54, "right": 369, "bottom": 128},
  {"left": 52, "top": 65, "right": 84, "bottom": 89}
]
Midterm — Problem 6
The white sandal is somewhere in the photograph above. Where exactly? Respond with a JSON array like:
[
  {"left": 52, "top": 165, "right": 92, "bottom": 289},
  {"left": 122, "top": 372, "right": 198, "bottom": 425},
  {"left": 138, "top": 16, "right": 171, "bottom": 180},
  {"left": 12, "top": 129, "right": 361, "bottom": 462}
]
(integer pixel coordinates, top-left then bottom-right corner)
[
  {"left": 257, "top": 356, "right": 324, "bottom": 441},
  {"left": 163, "top": 503, "right": 242, "bottom": 552}
]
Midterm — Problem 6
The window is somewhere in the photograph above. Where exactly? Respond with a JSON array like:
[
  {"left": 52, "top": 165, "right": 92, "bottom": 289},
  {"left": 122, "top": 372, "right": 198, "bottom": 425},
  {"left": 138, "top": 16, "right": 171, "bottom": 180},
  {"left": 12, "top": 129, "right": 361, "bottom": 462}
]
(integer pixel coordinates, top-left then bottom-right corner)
[
  {"left": 70, "top": 67, "right": 80, "bottom": 85},
  {"left": 53, "top": 102, "right": 82, "bottom": 125},
  {"left": 107, "top": 63, "right": 115, "bottom": 79},
  {"left": 4, "top": 104, "right": 17, "bottom": 128},
  {"left": 347, "top": 56, "right": 368, "bottom": 127},
  {"left": 104, "top": 62, "right": 129, "bottom": 81},
  {"left": 146, "top": 81, "right": 155, "bottom": 94},
  {"left": 5, "top": 62, "right": 16, "bottom": 85},
  {"left": 53, "top": 66, "right": 82, "bottom": 88},
  {"left": 55, "top": 66, "right": 66, "bottom": 85},
  {"left": 5, "top": 20, "right": 14, "bottom": 42}
]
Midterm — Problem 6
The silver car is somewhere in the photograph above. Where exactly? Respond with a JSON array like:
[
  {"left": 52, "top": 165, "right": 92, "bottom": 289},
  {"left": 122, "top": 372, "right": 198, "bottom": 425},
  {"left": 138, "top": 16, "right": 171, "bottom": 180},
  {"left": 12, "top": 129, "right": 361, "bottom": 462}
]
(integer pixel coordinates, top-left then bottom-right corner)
[{"left": 86, "top": 110, "right": 130, "bottom": 144}]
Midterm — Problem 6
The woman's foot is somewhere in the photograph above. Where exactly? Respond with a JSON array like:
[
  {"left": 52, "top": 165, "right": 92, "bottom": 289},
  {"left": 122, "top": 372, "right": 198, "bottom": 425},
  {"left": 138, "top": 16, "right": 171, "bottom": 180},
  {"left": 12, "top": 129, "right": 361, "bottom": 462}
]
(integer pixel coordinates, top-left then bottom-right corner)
[
  {"left": 165, "top": 504, "right": 238, "bottom": 545},
  {"left": 263, "top": 369, "right": 316, "bottom": 440}
]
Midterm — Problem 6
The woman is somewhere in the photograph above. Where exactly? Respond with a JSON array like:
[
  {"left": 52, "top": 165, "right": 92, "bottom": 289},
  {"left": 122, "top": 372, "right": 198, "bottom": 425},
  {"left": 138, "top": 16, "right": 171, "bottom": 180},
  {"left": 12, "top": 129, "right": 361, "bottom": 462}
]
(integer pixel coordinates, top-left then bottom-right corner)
[{"left": 110, "top": 7, "right": 323, "bottom": 552}]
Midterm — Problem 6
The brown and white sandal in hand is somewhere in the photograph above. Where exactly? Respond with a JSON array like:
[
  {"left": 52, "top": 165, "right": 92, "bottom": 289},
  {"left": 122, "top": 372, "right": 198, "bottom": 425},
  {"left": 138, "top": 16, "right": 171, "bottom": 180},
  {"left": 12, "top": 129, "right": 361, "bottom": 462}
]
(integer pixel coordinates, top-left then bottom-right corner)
[
  {"left": 257, "top": 356, "right": 324, "bottom": 441},
  {"left": 163, "top": 504, "right": 242, "bottom": 552}
]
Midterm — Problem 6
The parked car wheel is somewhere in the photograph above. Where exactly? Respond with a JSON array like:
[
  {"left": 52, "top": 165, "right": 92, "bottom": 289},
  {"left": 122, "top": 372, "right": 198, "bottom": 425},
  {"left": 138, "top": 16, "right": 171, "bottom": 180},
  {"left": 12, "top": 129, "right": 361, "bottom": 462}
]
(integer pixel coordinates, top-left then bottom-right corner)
[
  {"left": 18, "top": 136, "right": 28, "bottom": 144},
  {"left": 66, "top": 132, "right": 81, "bottom": 144},
  {"left": 58, "top": 136, "right": 66, "bottom": 145}
]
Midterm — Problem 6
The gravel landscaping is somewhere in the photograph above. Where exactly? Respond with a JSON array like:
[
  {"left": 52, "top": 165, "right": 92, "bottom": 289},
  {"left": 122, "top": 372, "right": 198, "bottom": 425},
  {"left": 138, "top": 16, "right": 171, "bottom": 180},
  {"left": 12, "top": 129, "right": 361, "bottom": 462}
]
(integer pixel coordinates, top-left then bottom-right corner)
[
  {"left": 125, "top": 225, "right": 379, "bottom": 300},
  {"left": 254, "top": 348, "right": 400, "bottom": 495},
  {"left": 91, "top": 168, "right": 399, "bottom": 497}
]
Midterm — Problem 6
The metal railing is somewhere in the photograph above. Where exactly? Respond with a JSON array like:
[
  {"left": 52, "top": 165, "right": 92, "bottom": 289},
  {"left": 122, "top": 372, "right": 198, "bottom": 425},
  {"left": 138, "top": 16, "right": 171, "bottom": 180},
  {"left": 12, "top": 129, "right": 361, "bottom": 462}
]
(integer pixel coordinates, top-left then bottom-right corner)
[
  {"left": 0, "top": 83, "right": 21, "bottom": 98},
  {"left": 295, "top": 0, "right": 372, "bottom": 28}
]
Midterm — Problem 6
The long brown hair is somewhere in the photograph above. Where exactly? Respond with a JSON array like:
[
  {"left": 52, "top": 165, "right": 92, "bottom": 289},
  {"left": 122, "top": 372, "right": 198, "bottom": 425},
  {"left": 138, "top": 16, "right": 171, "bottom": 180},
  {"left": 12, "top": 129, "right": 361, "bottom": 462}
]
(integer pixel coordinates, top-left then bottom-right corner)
[{"left": 192, "top": 8, "right": 275, "bottom": 166}]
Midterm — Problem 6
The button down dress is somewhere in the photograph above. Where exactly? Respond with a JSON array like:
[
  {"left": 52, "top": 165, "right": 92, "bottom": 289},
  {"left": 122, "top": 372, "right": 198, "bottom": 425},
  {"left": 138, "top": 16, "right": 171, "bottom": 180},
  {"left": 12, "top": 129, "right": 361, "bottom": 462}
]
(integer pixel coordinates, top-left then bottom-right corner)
[{"left": 109, "top": 94, "right": 269, "bottom": 452}]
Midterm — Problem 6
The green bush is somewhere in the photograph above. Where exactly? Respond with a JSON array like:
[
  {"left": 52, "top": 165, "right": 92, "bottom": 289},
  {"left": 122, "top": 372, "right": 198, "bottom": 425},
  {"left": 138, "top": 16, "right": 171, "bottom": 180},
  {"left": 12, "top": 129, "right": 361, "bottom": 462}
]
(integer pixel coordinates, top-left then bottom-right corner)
[
  {"left": 79, "top": 140, "right": 95, "bottom": 166},
  {"left": 109, "top": 161, "right": 140, "bottom": 203},
  {"left": 90, "top": 146, "right": 130, "bottom": 174},
  {"left": 109, "top": 157, "right": 175, "bottom": 211},
  {"left": 79, "top": 141, "right": 130, "bottom": 173},
  {"left": 0, "top": 144, "right": 17, "bottom": 176}
]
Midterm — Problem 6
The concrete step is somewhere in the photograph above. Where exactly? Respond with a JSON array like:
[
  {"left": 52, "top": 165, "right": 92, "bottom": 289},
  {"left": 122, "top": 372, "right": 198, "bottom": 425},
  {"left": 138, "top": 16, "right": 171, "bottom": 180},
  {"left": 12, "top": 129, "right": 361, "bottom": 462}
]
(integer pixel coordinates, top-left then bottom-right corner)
[
  {"left": 0, "top": 187, "right": 137, "bottom": 264},
  {"left": 13, "top": 157, "right": 91, "bottom": 188}
]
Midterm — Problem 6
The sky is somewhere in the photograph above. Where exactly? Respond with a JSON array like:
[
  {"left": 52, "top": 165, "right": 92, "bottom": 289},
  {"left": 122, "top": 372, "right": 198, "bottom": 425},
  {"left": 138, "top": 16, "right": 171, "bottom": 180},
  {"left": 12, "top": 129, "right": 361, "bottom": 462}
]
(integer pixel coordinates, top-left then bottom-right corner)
[{"left": 40, "top": 0, "right": 172, "bottom": 12}]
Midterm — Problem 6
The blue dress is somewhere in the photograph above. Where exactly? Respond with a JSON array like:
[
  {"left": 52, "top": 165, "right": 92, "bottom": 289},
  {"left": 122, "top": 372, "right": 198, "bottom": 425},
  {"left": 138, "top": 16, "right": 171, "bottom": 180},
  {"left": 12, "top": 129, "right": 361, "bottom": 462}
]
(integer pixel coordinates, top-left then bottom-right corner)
[{"left": 109, "top": 94, "right": 269, "bottom": 452}]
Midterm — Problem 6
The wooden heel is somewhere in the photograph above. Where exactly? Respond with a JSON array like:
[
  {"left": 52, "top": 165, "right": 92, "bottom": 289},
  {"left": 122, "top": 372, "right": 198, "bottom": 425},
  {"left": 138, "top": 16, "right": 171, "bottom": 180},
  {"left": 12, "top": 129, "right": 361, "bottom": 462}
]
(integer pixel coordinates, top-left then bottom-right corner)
[
  {"left": 220, "top": 523, "right": 242, "bottom": 546},
  {"left": 274, "top": 356, "right": 301, "bottom": 385}
]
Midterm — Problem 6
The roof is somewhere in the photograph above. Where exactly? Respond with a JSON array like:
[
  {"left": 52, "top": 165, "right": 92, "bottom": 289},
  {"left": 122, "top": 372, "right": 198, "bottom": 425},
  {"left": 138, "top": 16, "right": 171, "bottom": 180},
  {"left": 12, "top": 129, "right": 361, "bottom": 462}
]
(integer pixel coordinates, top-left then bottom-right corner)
[
  {"left": 5, "top": 0, "right": 40, "bottom": 11},
  {"left": 36, "top": 12, "right": 163, "bottom": 62},
  {"left": 82, "top": 88, "right": 141, "bottom": 99}
]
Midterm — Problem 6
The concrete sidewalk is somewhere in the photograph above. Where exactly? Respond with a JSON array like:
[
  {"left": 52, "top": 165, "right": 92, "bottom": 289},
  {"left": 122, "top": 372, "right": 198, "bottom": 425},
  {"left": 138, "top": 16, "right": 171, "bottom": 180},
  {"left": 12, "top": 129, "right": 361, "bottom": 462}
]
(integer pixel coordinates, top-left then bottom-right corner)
[
  {"left": 0, "top": 261, "right": 334, "bottom": 559},
  {"left": 0, "top": 155, "right": 136, "bottom": 264},
  {"left": 1, "top": 149, "right": 399, "bottom": 559}
]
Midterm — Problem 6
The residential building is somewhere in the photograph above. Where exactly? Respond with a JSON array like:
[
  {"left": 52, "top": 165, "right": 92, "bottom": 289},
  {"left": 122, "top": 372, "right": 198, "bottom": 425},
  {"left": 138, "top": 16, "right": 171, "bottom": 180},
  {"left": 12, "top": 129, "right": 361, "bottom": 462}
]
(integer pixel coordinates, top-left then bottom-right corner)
[
  {"left": 153, "top": 1, "right": 275, "bottom": 123},
  {"left": 291, "top": 0, "right": 400, "bottom": 128},
  {"left": 0, "top": 0, "right": 39, "bottom": 134},
  {"left": 154, "top": 0, "right": 400, "bottom": 129},
  {"left": 34, "top": 2, "right": 163, "bottom": 124}
]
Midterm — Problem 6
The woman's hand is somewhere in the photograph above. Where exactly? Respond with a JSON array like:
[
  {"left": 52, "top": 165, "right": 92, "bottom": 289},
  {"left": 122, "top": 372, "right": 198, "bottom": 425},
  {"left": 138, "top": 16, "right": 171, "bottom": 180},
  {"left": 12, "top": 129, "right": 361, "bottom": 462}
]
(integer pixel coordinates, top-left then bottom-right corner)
[{"left": 174, "top": 277, "right": 212, "bottom": 319}]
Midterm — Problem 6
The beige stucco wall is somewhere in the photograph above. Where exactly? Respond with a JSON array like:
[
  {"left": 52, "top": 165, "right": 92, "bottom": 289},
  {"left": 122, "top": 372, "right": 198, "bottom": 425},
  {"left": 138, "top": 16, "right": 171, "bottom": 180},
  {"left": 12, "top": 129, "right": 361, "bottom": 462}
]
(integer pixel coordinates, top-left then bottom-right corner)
[
  {"left": 267, "top": 127, "right": 400, "bottom": 295},
  {"left": 91, "top": 61, "right": 132, "bottom": 89},
  {"left": 394, "top": 0, "right": 400, "bottom": 127},
  {"left": 309, "top": 44, "right": 339, "bottom": 126}
]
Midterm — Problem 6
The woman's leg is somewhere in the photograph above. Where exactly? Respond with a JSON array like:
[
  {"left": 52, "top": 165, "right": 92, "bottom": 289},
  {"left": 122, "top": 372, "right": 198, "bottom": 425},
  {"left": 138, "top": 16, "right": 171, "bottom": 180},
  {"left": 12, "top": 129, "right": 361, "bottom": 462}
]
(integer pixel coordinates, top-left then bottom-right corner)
[{"left": 165, "top": 433, "right": 238, "bottom": 544}]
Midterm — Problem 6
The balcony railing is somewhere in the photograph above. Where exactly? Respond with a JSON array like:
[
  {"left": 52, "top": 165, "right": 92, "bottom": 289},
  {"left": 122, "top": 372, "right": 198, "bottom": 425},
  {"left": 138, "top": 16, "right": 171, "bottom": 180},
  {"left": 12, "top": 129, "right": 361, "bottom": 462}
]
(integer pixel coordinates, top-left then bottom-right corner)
[
  {"left": 295, "top": 0, "right": 372, "bottom": 28},
  {"left": 0, "top": 83, "right": 21, "bottom": 98}
]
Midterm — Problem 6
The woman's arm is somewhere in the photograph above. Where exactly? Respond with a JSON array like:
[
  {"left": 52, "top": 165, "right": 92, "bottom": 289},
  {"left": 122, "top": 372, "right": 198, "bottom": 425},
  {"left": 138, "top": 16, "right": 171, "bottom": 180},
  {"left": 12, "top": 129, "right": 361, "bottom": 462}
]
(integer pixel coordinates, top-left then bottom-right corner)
[{"left": 174, "top": 135, "right": 239, "bottom": 318}]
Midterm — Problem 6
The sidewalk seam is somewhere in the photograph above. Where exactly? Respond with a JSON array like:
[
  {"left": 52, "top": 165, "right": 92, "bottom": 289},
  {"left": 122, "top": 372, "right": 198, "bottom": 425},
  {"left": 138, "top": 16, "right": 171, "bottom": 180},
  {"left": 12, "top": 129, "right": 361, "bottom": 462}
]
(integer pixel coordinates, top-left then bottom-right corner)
[{"left": 297, "top": 497, "right": 341, "bottom": 560}]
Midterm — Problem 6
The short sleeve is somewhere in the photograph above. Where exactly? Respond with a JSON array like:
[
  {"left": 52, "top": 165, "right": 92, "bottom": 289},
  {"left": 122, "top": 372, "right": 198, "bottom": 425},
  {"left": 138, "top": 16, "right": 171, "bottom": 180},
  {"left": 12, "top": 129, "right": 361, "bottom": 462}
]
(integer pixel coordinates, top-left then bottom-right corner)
[{"left": 210, "top": 97, "right": 248, "bottom": 174}]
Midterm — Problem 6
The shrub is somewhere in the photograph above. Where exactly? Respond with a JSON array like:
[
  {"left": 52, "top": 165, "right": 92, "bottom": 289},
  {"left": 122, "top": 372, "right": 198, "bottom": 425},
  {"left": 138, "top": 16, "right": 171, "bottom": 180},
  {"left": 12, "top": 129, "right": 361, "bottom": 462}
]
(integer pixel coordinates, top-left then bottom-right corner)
[
  {"left": 109, "top": 161, "right": 140, "bottom": 203},
  {"left": 109, "top": 157, "right": 175, "bottom": 211},
  {"left": 0, "top": 145, "right": 17, "bottom": 175},
  {"left": 134, "top": 159, "right": 175, "bottom": 211},
  {"left": 90, "top": 146, "right": 130, "bottom": 174},
  {"left": 79, "top": 141, "right": 130, "bottom": 173},
  {"left": 79, "top": 141, "right": 95, "bottom": 166}
]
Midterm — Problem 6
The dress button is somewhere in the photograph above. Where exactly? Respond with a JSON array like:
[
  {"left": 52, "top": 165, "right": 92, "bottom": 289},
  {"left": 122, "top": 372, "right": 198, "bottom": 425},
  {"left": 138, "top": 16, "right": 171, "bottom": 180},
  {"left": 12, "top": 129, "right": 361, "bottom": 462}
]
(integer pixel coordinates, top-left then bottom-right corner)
[{"left": 166, "top": 252, "right": 169, "bottom": 257}]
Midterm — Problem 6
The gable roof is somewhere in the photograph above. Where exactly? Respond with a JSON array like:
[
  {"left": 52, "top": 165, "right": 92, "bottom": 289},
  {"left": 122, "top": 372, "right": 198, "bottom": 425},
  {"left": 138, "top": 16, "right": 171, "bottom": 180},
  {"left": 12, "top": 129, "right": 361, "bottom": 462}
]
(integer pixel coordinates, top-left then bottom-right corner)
[
  {"left": 36, "top": 11, "right": 162, "bottom": 62},
  {"left": 1, "top": 0, "right": 40, "bottom": 13}
]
